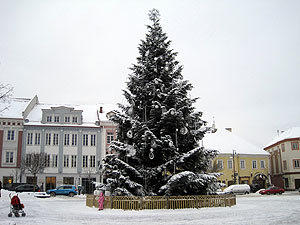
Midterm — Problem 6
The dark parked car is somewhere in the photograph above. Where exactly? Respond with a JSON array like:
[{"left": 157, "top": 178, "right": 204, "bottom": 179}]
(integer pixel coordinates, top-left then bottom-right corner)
[
  {"left": 259, "top": 186, "right": 285, "bottom": 195},
  {"left": 46, "top": 185, "right": 78, "bottom": 197},
  {"left": 15, "top": 184, "right": 41, "bottom": 192},
  {"left": 5, "top": 183, "right": 26, "bottom": 191}
]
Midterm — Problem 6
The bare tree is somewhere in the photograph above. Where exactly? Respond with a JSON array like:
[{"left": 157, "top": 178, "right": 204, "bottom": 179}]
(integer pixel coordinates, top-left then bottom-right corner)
[
  {"left": 10, "top": 166, "right": 25, "bottom": 183},
  {"left": 0, "top": 83, "right": 13, "bottom": 113},
  {"left": 22, "top": 152, "right": 48, "bottom": 185}
]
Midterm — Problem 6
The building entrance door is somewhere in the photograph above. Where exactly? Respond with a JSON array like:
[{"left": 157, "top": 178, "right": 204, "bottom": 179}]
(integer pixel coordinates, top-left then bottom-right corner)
[
  {"left": 295, "top": 179, "right": 300, "bottom": 189},
  {"left": 46, "top": 176, "right": 56, "bottom": 191},
  {"left": 82, "top": 178, "right": 96, "bottom": 194}
]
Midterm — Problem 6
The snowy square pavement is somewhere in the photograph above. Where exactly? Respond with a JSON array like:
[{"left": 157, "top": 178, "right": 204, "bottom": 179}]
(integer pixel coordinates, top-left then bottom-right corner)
[{"left": 1, "top": 190, "right": 300, "bottom": 225}]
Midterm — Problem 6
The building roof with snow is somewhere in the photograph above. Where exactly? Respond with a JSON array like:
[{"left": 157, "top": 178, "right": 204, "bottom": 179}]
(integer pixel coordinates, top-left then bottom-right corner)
[
  {"left": 203, "top": 128, "right": 269, "bottom": 155},
  {"left": 264, "top": 127, "right": 300, "bottom": 149},
  {"left": 0, "top": 98, "right": 31, "bottom": 119},
  {"left": 25, "top": 102, "right": 117, "bottom": 128}
]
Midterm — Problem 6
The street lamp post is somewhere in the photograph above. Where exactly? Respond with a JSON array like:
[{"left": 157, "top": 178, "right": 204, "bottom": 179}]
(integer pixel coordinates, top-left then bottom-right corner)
[{"left": 232, "top": 150, "right": 237, "bottom": 184}]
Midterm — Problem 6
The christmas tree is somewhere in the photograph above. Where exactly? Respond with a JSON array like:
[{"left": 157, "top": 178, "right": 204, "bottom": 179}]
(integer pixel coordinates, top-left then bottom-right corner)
[{"left": 102, "top": 9, "right": 219, "bottom": 196}]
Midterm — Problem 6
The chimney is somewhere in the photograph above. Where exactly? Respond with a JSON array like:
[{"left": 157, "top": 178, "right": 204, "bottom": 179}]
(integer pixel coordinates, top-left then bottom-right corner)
[
  {"left": 225, "top": 128, "right": 232, "bottom": 132},
  {"left": 99, "top": 107, "right": 103, "bottom": 113}
]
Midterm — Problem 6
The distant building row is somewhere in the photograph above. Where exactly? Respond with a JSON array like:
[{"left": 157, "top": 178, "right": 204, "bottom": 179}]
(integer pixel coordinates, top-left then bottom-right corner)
[
  {"left": 1, "top": 96, "right": 299, "bottom": 191},
  {"left": 204, "top": 128, "right": 270, "bottom": 189},
  {"left": 204, "top": 127, "right": 300, "bottom": 191},
  {"left": 0, "top": 96, "right": 117, "bottom": 193}
]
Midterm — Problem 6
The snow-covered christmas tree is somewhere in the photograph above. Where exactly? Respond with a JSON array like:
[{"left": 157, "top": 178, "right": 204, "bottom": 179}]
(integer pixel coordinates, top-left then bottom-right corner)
[{"left": 102, "top": 9, "right": 219, "bottom": 196}]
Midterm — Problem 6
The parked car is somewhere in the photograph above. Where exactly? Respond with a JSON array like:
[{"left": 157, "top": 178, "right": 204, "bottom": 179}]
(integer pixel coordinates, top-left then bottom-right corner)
[
  {"left": 46, "top": 185, "right": 78, "bottom": 197},
  {"left": 5, "top": 183, "right": 26, "bottom": 191},
  {"left": 15, "top": 184, "right": 40, "bottom": 192},
  {"left": 34, "top": 192, "right": 51, "bottom": 198},
  {"left": 259, "top": 186, "right": 284, "bottom": 195},
  {"left": 223, "top": 184, "right": 250, "bottom": 195}
]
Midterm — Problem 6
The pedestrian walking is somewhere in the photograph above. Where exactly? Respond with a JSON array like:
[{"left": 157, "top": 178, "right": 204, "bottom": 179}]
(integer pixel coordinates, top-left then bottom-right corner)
[{"left": 98, "top": 192, "right": 104, "bottom": 210}]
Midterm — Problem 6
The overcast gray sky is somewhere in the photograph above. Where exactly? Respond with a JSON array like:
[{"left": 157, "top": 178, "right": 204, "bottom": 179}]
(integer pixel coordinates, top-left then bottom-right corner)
[{"left": 1, "top": 0, "right": 300, "bottom": 148}]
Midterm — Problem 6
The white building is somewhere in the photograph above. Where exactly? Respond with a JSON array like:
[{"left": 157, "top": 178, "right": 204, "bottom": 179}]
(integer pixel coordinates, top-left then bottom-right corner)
[{"left": 0, "top": 96, "right": 117, "bottom": 193}]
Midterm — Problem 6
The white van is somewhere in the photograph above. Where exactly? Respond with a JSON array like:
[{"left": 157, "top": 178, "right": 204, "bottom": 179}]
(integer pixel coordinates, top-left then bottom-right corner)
[{"left": 223, "top": 184, "right": 250, "bottom": 195}]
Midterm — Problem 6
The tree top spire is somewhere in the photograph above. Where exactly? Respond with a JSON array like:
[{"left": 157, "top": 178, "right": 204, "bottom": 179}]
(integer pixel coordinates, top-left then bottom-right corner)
[{"left": 148, "top": 8, "right": 160, "bottom": 23}]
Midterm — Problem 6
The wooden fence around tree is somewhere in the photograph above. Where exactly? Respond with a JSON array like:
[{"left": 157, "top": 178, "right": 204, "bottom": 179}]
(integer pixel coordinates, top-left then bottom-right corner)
[{"left": 86, "top": 195, "right": 236, "bottom": 210}]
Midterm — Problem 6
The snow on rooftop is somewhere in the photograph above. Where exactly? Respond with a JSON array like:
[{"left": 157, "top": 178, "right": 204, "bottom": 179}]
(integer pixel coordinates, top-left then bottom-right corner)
[
  {"left": 203, "top": 128, "right": 268, "bottom": 155},
  {"left": 26, "top": 102, "right": 117, "bottom": 126},
  {"left": 265, "top": 127, "right": 300, "bottom": 149},
  {"left": 0, "top": 98, "right": 31, "bottom": 119}
]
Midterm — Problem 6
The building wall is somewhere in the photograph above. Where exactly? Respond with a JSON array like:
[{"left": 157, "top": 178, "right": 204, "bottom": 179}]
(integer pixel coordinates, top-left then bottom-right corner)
[
  {"left": 212, "top": 153, "right": 269, "bottom": 188},
  {"left": 0, "top": 118, "right": 24, "bottom": 185},
  {"left": 265, "top": 138, "right": 300, "bottom": 190},
  {"left": 22, "top": 125, "right": 106, "bottom": 189}
]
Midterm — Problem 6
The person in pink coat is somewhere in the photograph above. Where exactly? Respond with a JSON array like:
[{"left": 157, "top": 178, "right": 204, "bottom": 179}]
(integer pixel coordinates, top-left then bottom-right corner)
[{"left": 98, "top": 192, "right": 104, "bottom": 210}]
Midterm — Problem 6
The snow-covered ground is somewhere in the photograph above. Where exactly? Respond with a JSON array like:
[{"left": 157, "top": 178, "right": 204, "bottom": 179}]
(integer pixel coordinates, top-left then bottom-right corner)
[{"left": 1, "top": 190, "right": 300, "bottom": 225}]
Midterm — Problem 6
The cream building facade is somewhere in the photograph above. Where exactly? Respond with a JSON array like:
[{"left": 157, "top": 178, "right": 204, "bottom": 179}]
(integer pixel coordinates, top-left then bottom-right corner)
[{"left": 203, "top": 128, "right": 269, "bottom": 189}]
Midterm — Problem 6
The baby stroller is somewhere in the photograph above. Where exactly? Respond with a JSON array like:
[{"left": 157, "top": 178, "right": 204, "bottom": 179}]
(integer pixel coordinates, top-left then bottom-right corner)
[{"left": 8, "top": 193, "right": 26, "bottom": 217}]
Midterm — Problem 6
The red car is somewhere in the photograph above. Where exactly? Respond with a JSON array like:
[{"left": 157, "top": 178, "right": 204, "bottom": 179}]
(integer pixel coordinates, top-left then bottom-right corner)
[{"left": 259, "top": 186, "right": 285, "bottom": 195}]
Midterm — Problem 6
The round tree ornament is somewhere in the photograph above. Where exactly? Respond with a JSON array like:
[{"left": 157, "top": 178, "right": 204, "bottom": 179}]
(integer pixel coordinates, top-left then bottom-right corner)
[
  {"left": 127, "top": 130, "right": 133, "bottom": 139},
  {"left": 149, "top": 148, "right": 154, "bottom": 160}
]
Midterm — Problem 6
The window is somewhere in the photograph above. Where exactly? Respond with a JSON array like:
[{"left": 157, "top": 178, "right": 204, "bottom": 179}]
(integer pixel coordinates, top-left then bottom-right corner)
[
  {"left": 46, "top": 116, "right": 52, "bottom": 123},
  {"left": 45, "top": 154, "right": 50, "bottom": 167},
  {"left": 293, "top": 159, "right": 300, "bottom": 168},
  {"left": 91, "top": 134, "right": 96, "bottom": 146},
  {"left": 83, "top": 155, "right": 88, "bottom": 167},
  {"left": 35, "top": 133, "right": 41, "bottom": 145},
  {"left": 83, "top": 134, "right": 88, "bottom": 146},
  {"left": 291, "top": 142, "right": 299, "bottom": 150},
  {"left": 72, "top": 117, "right": 78, "bottom": 123},
  {"left": 54, "top": 116, "right": 60, "bottom": 123},
  {"left": 90, "top": 155, "right": 96, "bottom": 167},
  {"left": 281, "top": 143, "right": 285, "bottom": 152},
  {"left": 46, "top": 133, "right": 51, "bottom": 145},
  {"left": 64, "top": 134, "right": 70, "bottom": 146},
  {"left": 107, "top": 132, "right": 114, "bottom": 144},
  {"left": 53, "top": 133, "right": 59, "bottom": 146},
  {"left": 227, "top": 160, "right": 233, "bottom": 169},
  {"left": 63, "top": 177, "right": 74, "bottom": 185},
  {"left": 260, "top": 160, "right": 265, "bottom": 169},
  {"left": 72, "top": 134, "right": 77, "bottom": 146},
  {"left": 5, "top": 152, "right": 14, "bottom": 163},
  {"left": 52, "top": 155, "right": 58, "bottom": 167},
  {"left": 71, "top": 155, "right": 77, "bottom": 168},
  {"left": 64, "top": 155, "right": 69, "bottom": 167},
  {"left": 240, "top": 160, "right": 246, "bottom": 169},
  {"left": 217, "top": 160, "right": 223, "bottom": 169},
  {"left": 252, "top": 160, "right": 257, "bottom": 169},
  {"left": 283, "top": 160, "right": 287, "bottom": 170},
  {"left": 27, "top": 133, "right": 33, "bottom": 145},
  {"left": 26, "top": 154, "right": 31, "bottom": 165},
  {"left": 7, "top": 130, "right": 15, "bottom": 141},
  {"left": 65, "top": 116, "right": 70, "bottom": 123}
]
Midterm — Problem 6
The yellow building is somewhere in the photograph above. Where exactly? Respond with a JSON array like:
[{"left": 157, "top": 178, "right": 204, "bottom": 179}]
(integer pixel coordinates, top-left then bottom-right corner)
[{"left": 203, "top": 128, "right": 270, "bottom": 188}]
